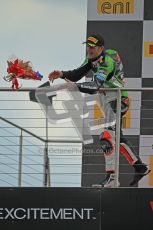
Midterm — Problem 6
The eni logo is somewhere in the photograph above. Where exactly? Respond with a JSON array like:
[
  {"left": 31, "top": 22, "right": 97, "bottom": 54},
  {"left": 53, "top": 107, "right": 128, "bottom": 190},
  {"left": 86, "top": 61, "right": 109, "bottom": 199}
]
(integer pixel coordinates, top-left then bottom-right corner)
[
  {"left": 97, "top": 0, "right": 134, "bottom": 14},
  {"left": 150, "top": 201, "right": 153, "bottom": 211}
]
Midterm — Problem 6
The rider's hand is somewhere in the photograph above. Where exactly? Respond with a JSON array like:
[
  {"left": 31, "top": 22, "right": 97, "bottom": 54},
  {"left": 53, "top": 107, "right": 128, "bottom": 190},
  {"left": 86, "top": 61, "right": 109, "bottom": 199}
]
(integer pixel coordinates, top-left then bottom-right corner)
[{"left": 48, "top": 70, "right": 63, "bottom": 82}]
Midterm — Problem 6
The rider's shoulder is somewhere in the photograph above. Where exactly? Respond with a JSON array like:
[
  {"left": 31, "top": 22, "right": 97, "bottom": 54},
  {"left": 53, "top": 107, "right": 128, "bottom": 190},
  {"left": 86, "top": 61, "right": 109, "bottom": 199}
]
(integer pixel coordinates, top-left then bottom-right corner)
[
  {"left": 105, "top": 49, "right": 117, "bottom": 55},
  {"left": 104, "top": 52, "right": 114, "bottom": 64},
  {"left": 105, "top": 49, "right": 121, "bottom": 63}
]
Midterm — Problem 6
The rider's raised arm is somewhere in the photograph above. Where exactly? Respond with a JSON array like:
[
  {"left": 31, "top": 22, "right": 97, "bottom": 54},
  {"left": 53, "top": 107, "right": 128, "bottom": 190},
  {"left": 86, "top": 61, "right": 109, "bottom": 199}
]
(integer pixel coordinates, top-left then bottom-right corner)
[{"left": 61, "top": 59, "right": 92, "bottom": 82}]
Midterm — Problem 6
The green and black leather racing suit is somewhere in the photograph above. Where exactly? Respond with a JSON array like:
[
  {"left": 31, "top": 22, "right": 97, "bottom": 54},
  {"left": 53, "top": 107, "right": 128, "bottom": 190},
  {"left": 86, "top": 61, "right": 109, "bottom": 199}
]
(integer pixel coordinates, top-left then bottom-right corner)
[{"left": 61, "top": 49, "right": 138, "bottom": 172}]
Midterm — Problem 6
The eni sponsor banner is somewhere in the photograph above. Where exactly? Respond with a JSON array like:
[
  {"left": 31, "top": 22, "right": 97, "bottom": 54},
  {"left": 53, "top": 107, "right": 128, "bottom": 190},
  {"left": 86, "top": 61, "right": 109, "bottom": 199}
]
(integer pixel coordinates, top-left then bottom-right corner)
[
  {"left": 87, "top": 0, "right": 144, "bottom": 21},
  {"left": 144, "top": 42, "right": 153, "bottom": 58},
  {"left": 139, "top": 135, "right": 153, "bottom": 188},
  {"left": 149, "top": 156, "right": 153, "bottom": 186},
  {"left": 150, "top": 201, "right": 153, "bottom": 211},
  {"left": 142, "top": 22, "right": 153, "bottom": 77},
  {"left": 97, "top": 0, "right": 134, "bottom": 15}
]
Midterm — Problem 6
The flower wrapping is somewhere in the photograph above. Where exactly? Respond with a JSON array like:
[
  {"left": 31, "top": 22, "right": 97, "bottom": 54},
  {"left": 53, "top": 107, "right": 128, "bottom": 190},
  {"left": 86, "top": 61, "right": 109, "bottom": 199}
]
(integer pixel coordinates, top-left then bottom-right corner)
[{"left": 4, "top": 58, "right": 43, "bottom": 90}]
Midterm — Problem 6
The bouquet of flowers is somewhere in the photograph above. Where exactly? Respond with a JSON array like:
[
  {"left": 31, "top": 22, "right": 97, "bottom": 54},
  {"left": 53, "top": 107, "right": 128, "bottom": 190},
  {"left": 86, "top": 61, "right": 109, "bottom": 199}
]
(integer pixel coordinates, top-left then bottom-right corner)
[{"left": 4, "top": 57, "right": 43, "bottom": 90}]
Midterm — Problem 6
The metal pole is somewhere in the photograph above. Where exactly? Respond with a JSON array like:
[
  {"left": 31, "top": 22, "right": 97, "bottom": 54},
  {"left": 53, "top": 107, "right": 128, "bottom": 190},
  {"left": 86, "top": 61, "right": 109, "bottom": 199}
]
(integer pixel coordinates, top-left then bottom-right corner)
[
  {"left": 18, "top": 130, "right": 23, "bottom": 187},
  {"left": 46, "top": 106, "right": 50, "bottom": 187},
  {"left": 114, "top": 89, "right": 121, "bottom": 188},
  {"left": 43, "top": 105, "right": 49, "bottom": 187},
  {"left": 48, "top": 158, "right": 51, "bottom": 187},
  {"left": 43, "top": 143, "right": 48, "bottom": 187}
]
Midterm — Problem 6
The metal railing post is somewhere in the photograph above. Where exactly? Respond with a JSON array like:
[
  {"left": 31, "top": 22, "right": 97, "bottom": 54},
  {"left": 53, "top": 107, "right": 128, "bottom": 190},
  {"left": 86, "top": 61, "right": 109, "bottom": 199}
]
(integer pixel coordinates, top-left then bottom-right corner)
[
  {"left": 43, "top": 105, "right": 50, "bottom": 187},
  {"left": 48, "top": 158, "right": 51, "bottom": 187},
  {"left": 114, "top": 89, "right": 121, "bottom": 188},
  {"left": 18, "top": 130, "right": 23, "bottom": 187},
  {"left": 43, "top": 143, "right": 49, "bottom": 187}
]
